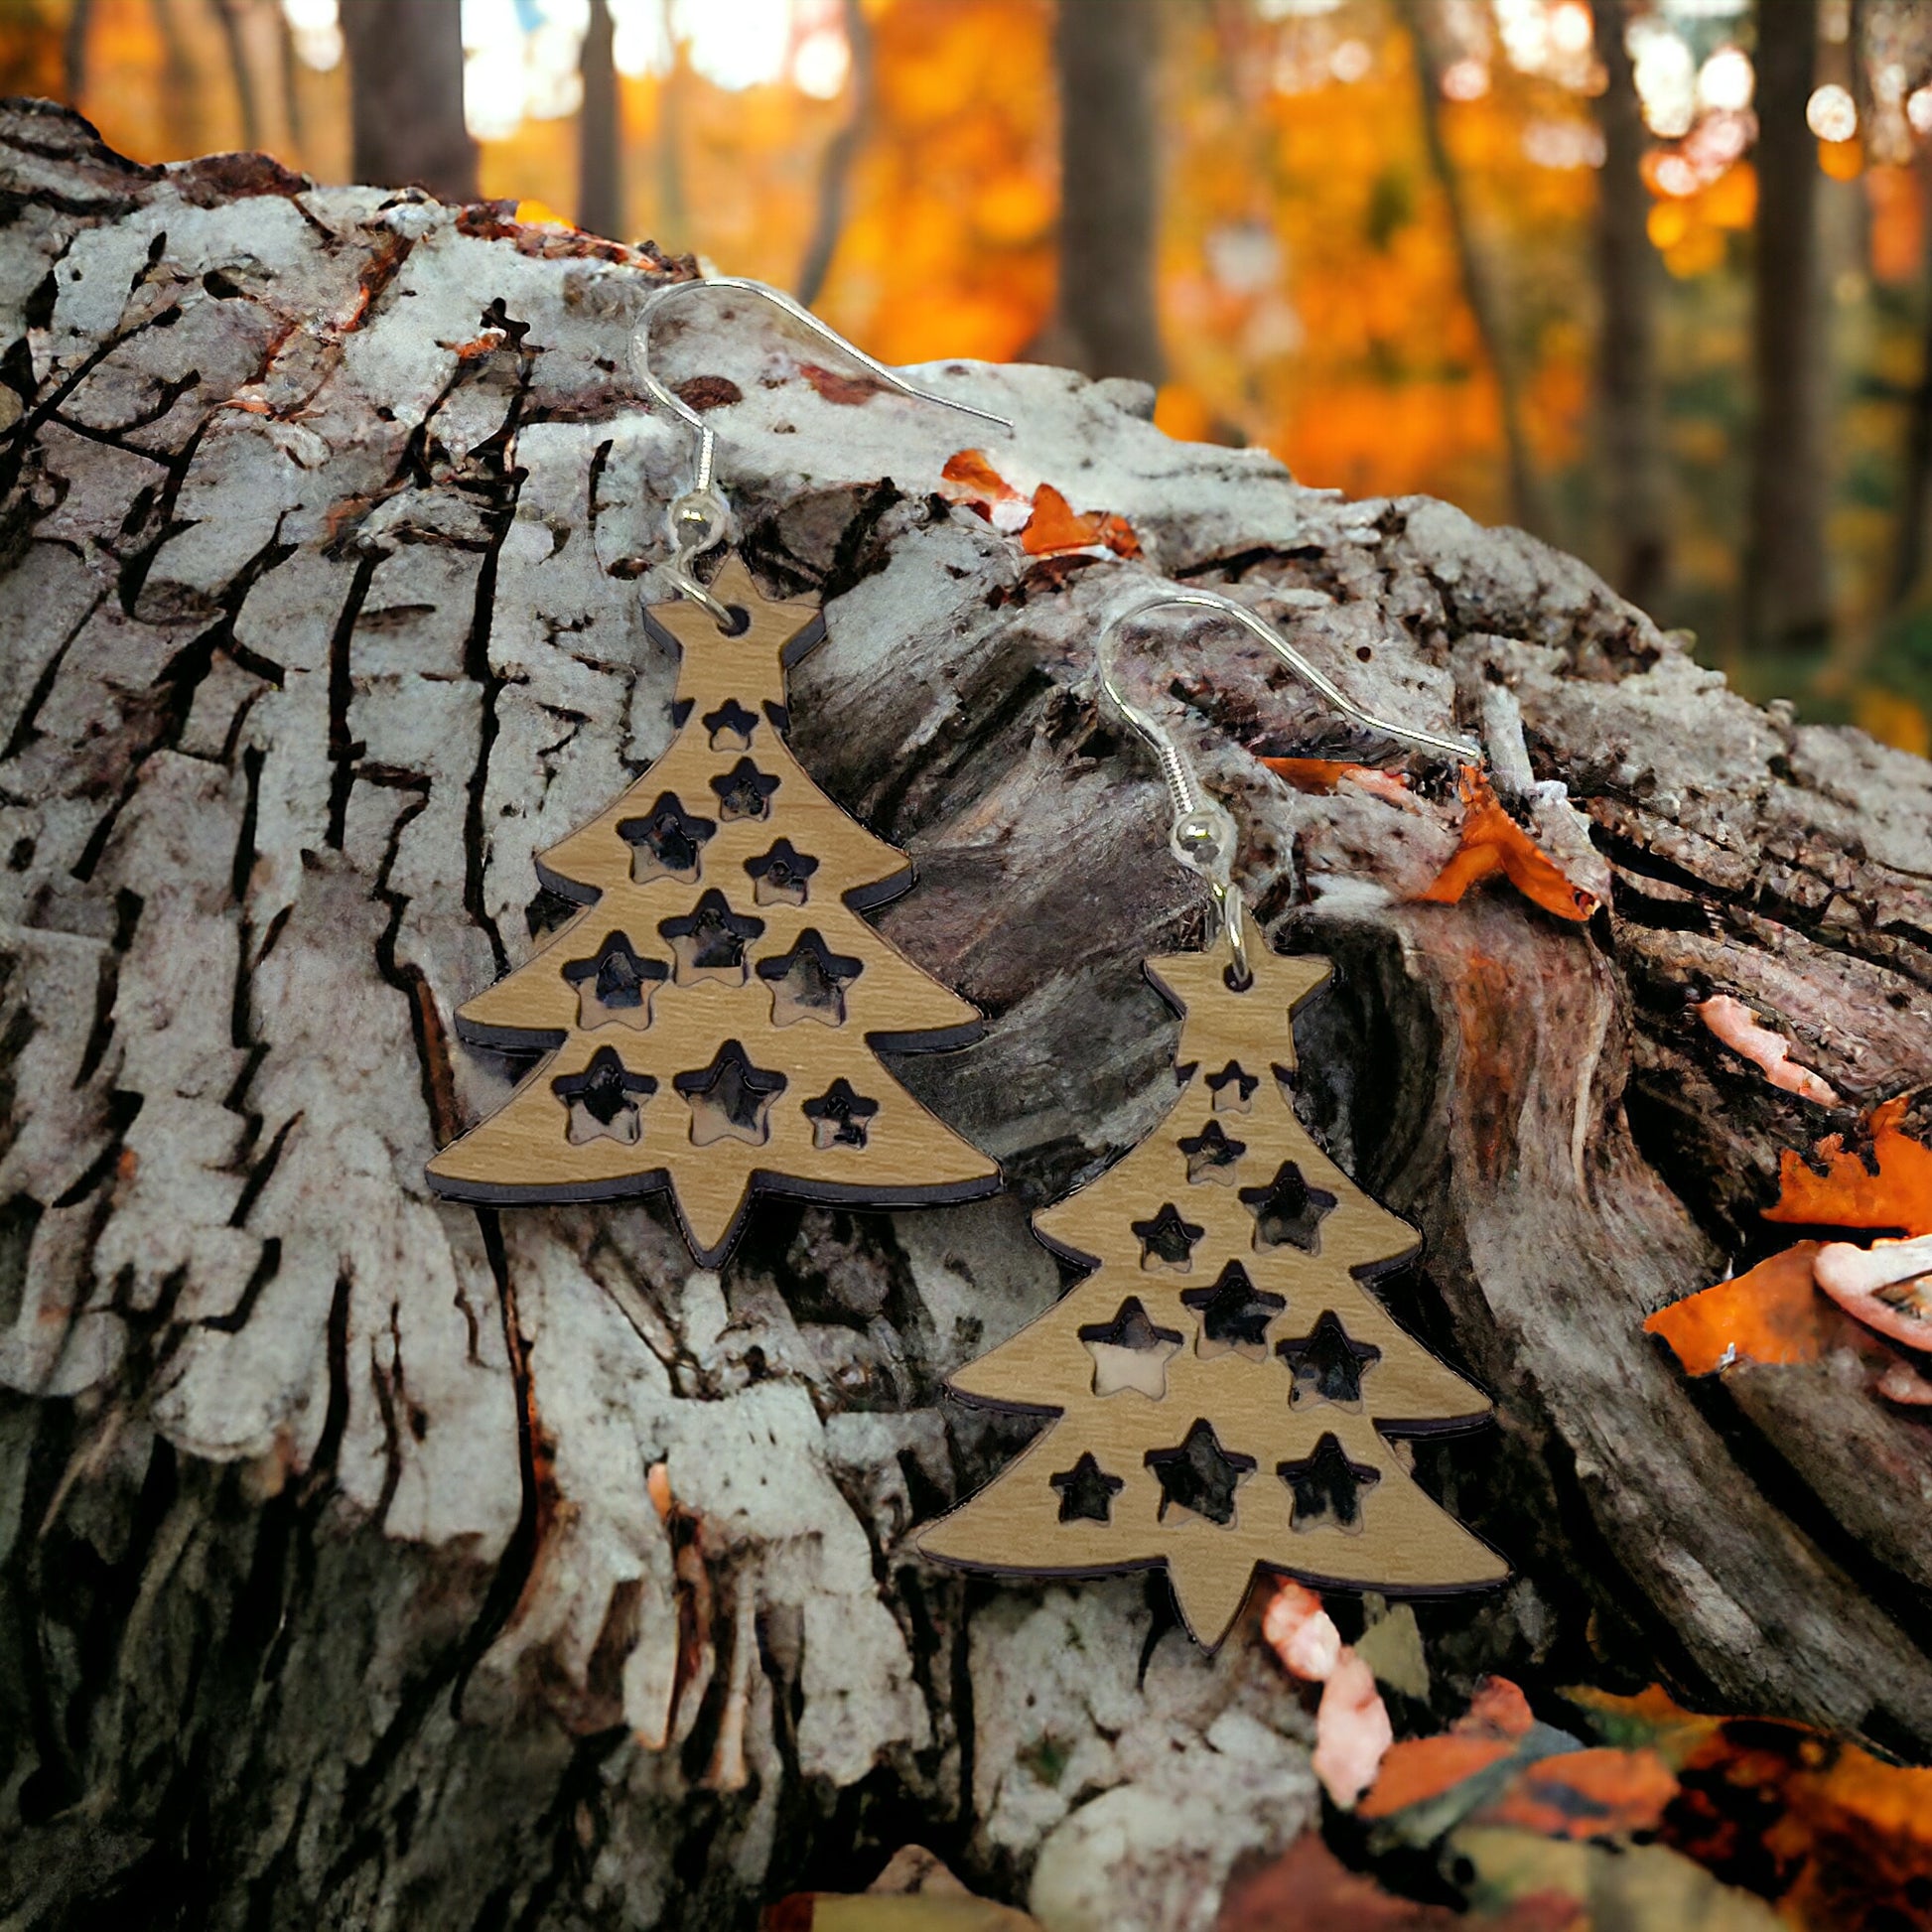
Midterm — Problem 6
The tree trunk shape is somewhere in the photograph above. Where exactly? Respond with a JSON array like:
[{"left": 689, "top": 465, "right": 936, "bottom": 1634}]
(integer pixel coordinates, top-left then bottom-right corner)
[
  {"left": 796, "top": 0, "right": 872, "bottom": 309},
  {"left": 578, "top": 0, "right": 622, "bottom": 241},
  {"left": 1747, "top": 0, "right": 1830, "bottom": 657},
  {"left": 3, "top": 101, "right": 1932, "bottom": 1931},
  {"left": 1592, "top": 0, "right": 1668, "bottom": 612},
  {"left": 340, "top": 0, "right": 477, "bottom": 203},
  {"left": 1886, "top": 150, "right": 1932, "bottom": 612},
  {"left": 1052, "top": 0, "right": 1164, "bottom": 384},
  {"left": 1401, "top": 0, "right": 1549, "bottom": 539}
]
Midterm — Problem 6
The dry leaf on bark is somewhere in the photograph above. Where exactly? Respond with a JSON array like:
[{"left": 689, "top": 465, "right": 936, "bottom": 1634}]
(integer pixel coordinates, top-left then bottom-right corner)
[{"left": 1414, "top": 770, "right": 1596, "bottom": 922}]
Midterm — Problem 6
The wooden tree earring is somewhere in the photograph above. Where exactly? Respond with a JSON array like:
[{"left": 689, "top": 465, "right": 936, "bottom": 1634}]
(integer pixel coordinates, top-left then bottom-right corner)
[
  {"left": 919, "top": 588, "right": 1509, "bottom": 1647},
  {"left": 428, "top": 279, "right": 1009, "bottom": 1265}
]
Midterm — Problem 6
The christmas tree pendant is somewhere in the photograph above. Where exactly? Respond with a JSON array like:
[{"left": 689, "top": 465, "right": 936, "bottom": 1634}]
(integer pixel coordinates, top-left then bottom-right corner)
[
  {"left": 427, "top": 556, "right": 1001, "bottom": 1264},
  {"left": 919, "top": 913, "right": 1505, "bottom": 1647}
]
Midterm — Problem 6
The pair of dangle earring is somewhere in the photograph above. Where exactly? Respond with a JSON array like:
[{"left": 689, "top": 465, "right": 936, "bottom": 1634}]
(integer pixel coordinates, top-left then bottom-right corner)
[
  {"left": 426, "top": 279, "right": 1011, "bottom": 1264},
  {"left": 920, "top": 591, "right": 1509, "bottom": 1646}
]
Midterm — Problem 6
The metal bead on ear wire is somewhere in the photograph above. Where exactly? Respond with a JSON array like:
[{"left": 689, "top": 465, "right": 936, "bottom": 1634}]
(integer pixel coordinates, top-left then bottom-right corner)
[
  {"left": 426, "top": 278, "right": 1009, "bottom": 1267},
  {"left": 918, "top": 590, "right": 1505, "bottom": 1647}
]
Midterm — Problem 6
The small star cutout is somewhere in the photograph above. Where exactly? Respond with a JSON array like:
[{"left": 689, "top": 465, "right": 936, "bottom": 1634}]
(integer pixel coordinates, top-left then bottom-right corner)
[
  {"left": 1145, "top": 1418, "right": 1256, "bottom": 1528},
  {"left": 1180, "top": 1261, "right": 1288, "bottom": 1359},
  {"left": 702, "top": 698, "right": 759, "bottom": 752},
  {"left": 674, "top": 1039, "right": 787, "bottom": 1148},
  {"left": 745, "top": 837, "right": 818, "bottom": 907},
  {"left": 1279, "top": 1433, "right": 1380, "bottom": 1534},
  {"left": 1077, "top": 1297, "right": 1185, "bottom": 1399},
  {"left": 658, "top": 890, "right": 765, "bottom": 987},
  {"left": 756, "top": 929, "right": 863, "bottom": 1028},
  {"left": 1277, "top": 1311, "right": 1382, "bottom": 1410},
  {"left": 618, "top": 791, "right": 716, "bottom": 885},
  {"left": 559, "top": 930, "right": 667, "bottom": 1029},
  {"left": 1239, "top": 1161, "right": 1339, "bottom": 1253},
  {"left": 1132, "top": 1202, "right": 1206, "bottom": 1273},
  {"left": 1050, "top": 1451, "right": 1126, "bottom": 1525},
  {"left": 1204, "top": 1060, "right": 1260, "bottom": 1113},
  {"left": 710, "top": 756, "right": 780, "bottom": 822},
  {"left": 552, "top": 1046, "right": 657, "bottom": 1146},
  {"left": 802, "top": 1077, "right": 879, "bottom": 1151},
  {"left": 1178, "top": 1118, "right": 1248, "bottom": 1185}
]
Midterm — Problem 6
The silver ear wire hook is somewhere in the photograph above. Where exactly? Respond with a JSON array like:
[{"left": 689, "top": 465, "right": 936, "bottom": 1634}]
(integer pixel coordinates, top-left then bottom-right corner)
[
  {"left": 1096, "top": 585, "right": 1482, "bottom": 985},
  {"left": 629, "top": 275, "right": 1014, "bottom": 628}
]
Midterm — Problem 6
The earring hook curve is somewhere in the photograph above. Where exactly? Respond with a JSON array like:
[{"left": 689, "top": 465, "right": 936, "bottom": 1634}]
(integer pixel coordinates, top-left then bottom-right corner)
[
  {"left": 1095, "top": 584, "right": 1483, "bottom": 983},
  {"left": 629, "top": 275, "right": 1014, "bottom": 626}
]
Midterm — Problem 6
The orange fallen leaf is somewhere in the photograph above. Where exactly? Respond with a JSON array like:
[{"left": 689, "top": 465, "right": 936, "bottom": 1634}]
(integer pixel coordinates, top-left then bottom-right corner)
[
  {"left": 1464, "top": 1676, "right": 1538, "bottom": 1740},
  {"left": 1479, "top": 1745, "right": 1679, "bottom": 1842},
  {"left": 1697, "top": 995, "right": 1842, "bottom": 1106},
  {"left": 1261, "top": 757, "right": 1413, "bottom": 805},
  {"left": 1415, "top": 770, "right": 1596, "bottom": 922},
  {"left": 1312, "top": 1649, "right": 1394, "bottom": 1810},
  {"left": 940, "top": 448, "right": 1021, "bottom": 501},
  {"left": 799, "top": 361, "right": 889, "bottom": 406},
  {"left": 1357, "top": 1733, "right": 1520, "bottom": 1820},
  {"left": 1765, "top": 1096, "right": 1932, "bottom": 1236},
  {"left": 1019, "top": 483, "right": 1142, "bottom": 559},
  {"left": 1642, "top": 1243, "right": 1827, "bottom": 1375}
]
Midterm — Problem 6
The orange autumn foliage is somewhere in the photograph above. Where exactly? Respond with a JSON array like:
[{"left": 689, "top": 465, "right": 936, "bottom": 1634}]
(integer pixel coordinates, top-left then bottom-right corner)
[
  {"left": 1764, "top": 1095, "right": 1932, "bottom": 1237},
  {"left": 1480, "top": 1746, "right": 1679, "bottom": 1842},
  {"left": 1358, "top": 1674, "right": 1536, "bottom": 1821},
  {"left": 1415, "top": 770, "right": 1595, "bottom": 922},
  {"left": 1642, "top": 1242, "right": 1828, "bottom": 1376},
  {"left": 1018, "top": 483, "right": 1142, "bottom": 559},
  {"left": 941, "top": 447, "right": 1021, "bottom": 502}
]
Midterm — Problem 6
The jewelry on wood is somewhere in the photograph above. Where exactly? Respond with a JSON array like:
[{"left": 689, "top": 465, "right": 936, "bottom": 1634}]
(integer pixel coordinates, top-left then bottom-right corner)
[{"left": 918, "top": 592, "right": 1506, "bottom": 1646}]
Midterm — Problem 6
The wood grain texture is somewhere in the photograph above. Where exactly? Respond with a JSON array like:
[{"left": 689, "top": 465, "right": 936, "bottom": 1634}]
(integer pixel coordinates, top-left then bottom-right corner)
[
  {"left": 427, "top": 556, "right": 999, "bottom": 1262},
  {"left": 921, "top": 916, "right": 1504, "bottom": 1644}
]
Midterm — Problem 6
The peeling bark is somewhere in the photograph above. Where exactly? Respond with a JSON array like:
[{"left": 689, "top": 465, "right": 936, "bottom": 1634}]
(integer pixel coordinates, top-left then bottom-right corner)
[{"left": 2, "top": 103, "right": 1932, "bottom": 1932}]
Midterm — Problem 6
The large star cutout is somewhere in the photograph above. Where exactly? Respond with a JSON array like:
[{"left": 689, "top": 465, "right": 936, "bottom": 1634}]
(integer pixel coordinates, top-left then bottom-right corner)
[
  {"left": 1277, "top": 1311, "right": 1381, "bottom": 1409},
  {"left": 1050, "top": 1451, "right": 1126, "bottom": 1525},
  {"left": 745, "top": 837, "right": 818, "bottom": 908},
  {"left": 703, "top": 698, "right": 759, "bottom": 752},
  {"left": 1131, "top": 1202, "right": 1205, "bottom": 1273},
  {"left": 1145, "top": 1418, "right": 1256, "bottom": 1528},
  {"left": 757, "top": 928, "right": 863, "bottom": 1028},
  {"left": 1239, "top": 1161, "right": 1339, "bottom": 1254},
  {"left": 1077, "top": 1297, "right": 1185, "bottom": 1399},
  {"left": 1180, "top": 1260, "right": 1287, "bottom": 1359},
  {"left": 552, "top": 1046, "right": 657, "bottom": 1146},
  {"left": 1177, "top": 1118, "right": 1247, "bottom": 1185},
  {"left": 559, "top": 930, "right": 667, "bottom": 1030},
  {"left": 802, "top": 1077, "right": 879, "bottom": 1151},
  {"left": 1279, "top": 1433, "right": 1380, "bottom": 1534},
  {"left": 1143, "top": 929, "right": 1332, "bottom": 1079},
  {"left": 618, "top": 791, "right": 716, "bottom": 886},
  {"left": 1205, "top": 1060, "right": 1260, "bottom": 1113},
  {"left": 710, "top": 756, "right": 780, "bottom": 822},
  {"left": 673, "top": 1039, "right": 787, "bottom": 1148},
  {"left": 659, "top": 890, "right": 765, "bottom": 987}
]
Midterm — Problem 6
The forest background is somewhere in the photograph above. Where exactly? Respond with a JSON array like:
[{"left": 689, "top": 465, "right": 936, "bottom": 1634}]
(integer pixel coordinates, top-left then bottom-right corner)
[{"left": 5, "top": 0, "right": 1930, "bottom": 757}]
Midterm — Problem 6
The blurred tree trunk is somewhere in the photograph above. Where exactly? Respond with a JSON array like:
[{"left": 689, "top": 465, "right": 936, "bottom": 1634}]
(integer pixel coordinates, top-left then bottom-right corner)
[
  {"left": 1401, "top": 0, "right": 1548, "bottom": 537},
  {"left": 340, "top": 0, "right": 477, "bottom": 204},
  {"left": 797, "top": 0, "right": 872, "bottom": 307},
  {"left": 152, "top": 0, "right": 201, "bottom": 161},
  {"left": 1053, "top": 0, "right": 1164, "bottom": 384},
  {"left": 1746, "top": 0, "right": 1830, "bottom": 656},
  {"left": 211, "top": 0, "right": 261, "bottom": 150},
  {"left": 578, "top": 0, "right": 621, "bottom": 239},
  {"left": 652, "top": 0, "right": 688, "bottom": 250},
  {"left": 61, "top": 0, "right": 89, "bottom": 104},
  {"left": 1886, "top": 151, "right": 1932, "bottom": 612},
  {"left": 1592, "top": 0, "right": 1667, "bottom": 612}
]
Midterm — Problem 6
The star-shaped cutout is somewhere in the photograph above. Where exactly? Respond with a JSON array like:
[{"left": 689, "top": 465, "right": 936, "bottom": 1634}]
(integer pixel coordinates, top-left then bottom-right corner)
[
  {"left": 1279, "top": 1433, "right": 1380, "bottom": 1534},
  {"left": 703, "top": 698, "right": 759, "bottom": 752},
  {"left": 756, "top": 928, "right": 863, "bottom": 1028},
  {"left": 1239, "top": 1161, "right": 1339, "bottom": 1254},
  {"left": 802, "top": 1077, "right": 879, "bottom": 1150},
  {"left": 710, "top": 756, "right": 780, "bottom": 822},
  {"left": 1277, "top": 1311, "right": 1382, "bottom": 1410},
  {"left": 1204, "top": 1060, "right": 1260, "bottom": 1113},
  {"left": 1131, "top": 1202, "right": 1205, "bottom": 1273},
  {"left": 1145, "top": 1418, "right": 1255, "bottom": 1528},
  {"left": 1180, "top": 1261, "right": 1287, "bottom": 1359},
  {"left": 673, "top": 1039, "right": 787, "bottom": 1148},
  {"left": 658, "top": 890, "right": 766, "bottom": 987},
  {"left": 552, "top": 1046, "right": 657, "bottom": 1146},
  {"left": 559, "top": 930, "right": 667, "bottom": 1030},
  {"left": 1050, "top": 1451, "right": 1127, "bottom": 1525},
  {"left": 618, "top": 791, "right": 716, "bottom": 886},
  {"left": 1077, "top": 1297, "right": 1185, "bottom": 1399},
  {"left": 745, "top": 837, "right": 818, "bottom": 908},
  {"left": 1177, "top": 1118, "right": 1247, "bottom": 1185}
]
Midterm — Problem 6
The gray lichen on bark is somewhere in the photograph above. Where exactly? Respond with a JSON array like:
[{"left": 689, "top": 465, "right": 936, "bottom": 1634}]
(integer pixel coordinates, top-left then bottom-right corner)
[{"left": 2, "top": 101, "right": 1931, "bottom": 1931}]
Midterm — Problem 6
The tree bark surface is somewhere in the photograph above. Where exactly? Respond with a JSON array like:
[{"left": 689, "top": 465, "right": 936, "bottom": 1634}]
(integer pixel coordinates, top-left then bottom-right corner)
[{"left": 3, "top": 103, "right": 1932, "bottom": 1932}]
